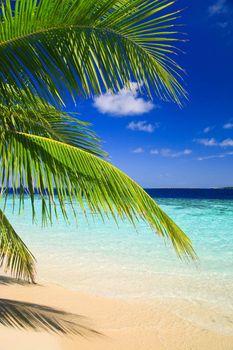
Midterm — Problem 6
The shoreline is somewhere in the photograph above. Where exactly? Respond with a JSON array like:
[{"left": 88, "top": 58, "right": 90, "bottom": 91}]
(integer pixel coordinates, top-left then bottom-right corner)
[{"left": 1, "top": 275, "right": 233, "bottom": 350}]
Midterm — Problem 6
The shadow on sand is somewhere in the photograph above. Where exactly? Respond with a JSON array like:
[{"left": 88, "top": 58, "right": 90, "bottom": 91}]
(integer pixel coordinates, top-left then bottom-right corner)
[
  {"left": 0, "top": 275, "right": 30, "bottom": 286},
  {"left": 0, "top": 276, "right": 101, "bottom": 337}
]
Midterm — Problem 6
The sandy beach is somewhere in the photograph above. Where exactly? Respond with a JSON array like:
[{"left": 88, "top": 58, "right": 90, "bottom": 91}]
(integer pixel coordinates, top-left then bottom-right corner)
[
  {"left": 0, "top": 275, "right": 233, "bottom": 350},
  {"left": 1, "top": 193, "right": 233, "bottom": 350}
]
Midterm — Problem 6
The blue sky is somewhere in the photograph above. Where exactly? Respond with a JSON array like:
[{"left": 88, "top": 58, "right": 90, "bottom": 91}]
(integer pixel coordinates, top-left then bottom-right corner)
[{"left": 68, "top": 0, "right": 233, "bottom": 188}]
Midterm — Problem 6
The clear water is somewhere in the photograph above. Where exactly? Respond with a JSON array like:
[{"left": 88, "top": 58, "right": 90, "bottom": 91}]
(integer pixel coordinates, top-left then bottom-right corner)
[{"left": 2, "top": 195, "right": 233, "bottom": 329}]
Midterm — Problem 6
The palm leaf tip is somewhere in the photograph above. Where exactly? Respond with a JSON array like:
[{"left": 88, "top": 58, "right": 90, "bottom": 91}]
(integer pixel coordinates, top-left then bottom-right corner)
[
  {"left": 157, "top": 211, "right": 197, "bottom": 261},
  {"left": 0, "top": 210, "right": 36, "bottom": 283},
  {"left": 126, "top": 186, "right": 197, "bottom": 261}
]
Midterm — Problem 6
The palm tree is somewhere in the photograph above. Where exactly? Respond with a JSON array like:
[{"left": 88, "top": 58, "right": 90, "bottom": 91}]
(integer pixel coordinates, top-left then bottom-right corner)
[{"left": 0, "top": 0, "right": 196, "bottom": 283}]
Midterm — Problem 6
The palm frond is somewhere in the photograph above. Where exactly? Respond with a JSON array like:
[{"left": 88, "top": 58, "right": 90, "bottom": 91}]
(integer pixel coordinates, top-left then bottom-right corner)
[
  {"left": 0, "top": 97, "right": 105, "bottom": 157},
  {"left": 0, "top": 210, "right": 35, "bottom": 282},
  {"left": 0, "top": 131, "right": 196, "bottom": 260},
  {"left": 0, "top": 0, "right": 187, "bottom": 107}
]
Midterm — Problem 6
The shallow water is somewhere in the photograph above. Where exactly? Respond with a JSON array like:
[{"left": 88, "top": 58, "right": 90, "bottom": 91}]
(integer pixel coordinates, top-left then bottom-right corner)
[{"left": 2, "top": 195, "right": 233, "bottom": 331}]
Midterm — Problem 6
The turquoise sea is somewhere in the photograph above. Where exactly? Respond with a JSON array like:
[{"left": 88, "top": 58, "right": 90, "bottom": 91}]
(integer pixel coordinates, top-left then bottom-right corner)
[{"left": 2, "top": 190, "right": 233, "bottom": 332}]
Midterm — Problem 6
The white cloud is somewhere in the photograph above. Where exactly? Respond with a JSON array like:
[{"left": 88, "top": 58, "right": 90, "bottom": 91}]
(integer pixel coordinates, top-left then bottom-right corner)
[
  {"left": 203, "top": 126, "right": 212, "bottom": 133},
  {"left": 127, "top": 120, "right": 158, "bottom": 133},
  {"left": 220, "top": 138, "right": 233, "bottom": 147},
  {"left": 203, "top": 126, "right": 215, "bottom": 133},
  {"left": 223, "top": 122, "right": 233, "bottom": 129},
  {"left": 132, "top": 147, "right": 144, "bottom": 154},
  {"left": 197, "top": 151, "right": 233, "bottom": 161},
  {"left": 150, "top": 149, "right": 159, "bottom": 155},
  {"left": 183, "top": 149, "right": 193, "bottom": 155},
  {"left": 196, "top": 138, "right": 218, "bottom": 146},
  {"left": 197, "top": 154, "right": 226, "bottom": 161},
  {"left": 196, "top": 137, "right": 233, "bottom": 148},
  {"left": 208, "top": 0, "right": 227, "bottom": 16},
  {"left": 150, "top": 148, "right": 192, "bottom": 158},
  {"left": 93, "top": 82, "right": 155, "bottom": 117}
]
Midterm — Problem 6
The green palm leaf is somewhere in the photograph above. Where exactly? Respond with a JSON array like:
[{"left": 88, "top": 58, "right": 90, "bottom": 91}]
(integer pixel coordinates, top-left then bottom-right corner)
[
  {"left": 0, "top": 131, "right": 196, "bottom": 260},
  {"left": 0, "top": 0, "right": 186, "bottom": 107},
  {"left": 0, "top": 210, "right": 35, "bottom": 282},
  {"left": 0, "top": 97, "right": 105, "bottom": 156}
]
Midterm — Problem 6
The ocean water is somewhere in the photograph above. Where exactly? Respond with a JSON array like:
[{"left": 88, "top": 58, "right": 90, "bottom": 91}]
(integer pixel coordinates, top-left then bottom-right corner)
[{"left": 2, "top": 190, "right": 233, "bottom": 332}]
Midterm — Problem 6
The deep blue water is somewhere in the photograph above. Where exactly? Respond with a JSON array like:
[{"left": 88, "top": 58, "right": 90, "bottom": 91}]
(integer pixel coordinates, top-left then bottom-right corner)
[
  {"left": 4, "top": 187, "right": 233, "bottom": 200},
  {"left": 145, "top": 188, "right": 233, "bottom": 200}
]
